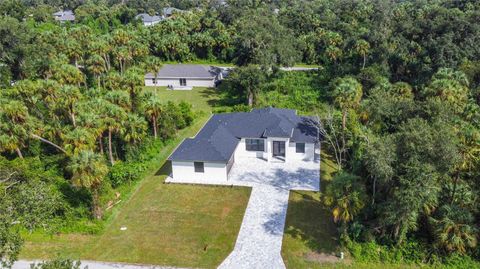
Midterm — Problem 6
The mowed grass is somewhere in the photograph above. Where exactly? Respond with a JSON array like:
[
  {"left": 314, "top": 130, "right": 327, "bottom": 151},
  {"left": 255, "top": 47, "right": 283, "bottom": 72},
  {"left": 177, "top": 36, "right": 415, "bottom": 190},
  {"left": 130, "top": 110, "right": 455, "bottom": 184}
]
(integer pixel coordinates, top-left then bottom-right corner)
[
  {"left": 21, "top": 114, "right": 251, "bottom": 268},
  {"left": 144, "top": 86, "right": 224, "bottom": 112},
  {"left": 282, "top": 152, "right": 343, "bottom": 268}
]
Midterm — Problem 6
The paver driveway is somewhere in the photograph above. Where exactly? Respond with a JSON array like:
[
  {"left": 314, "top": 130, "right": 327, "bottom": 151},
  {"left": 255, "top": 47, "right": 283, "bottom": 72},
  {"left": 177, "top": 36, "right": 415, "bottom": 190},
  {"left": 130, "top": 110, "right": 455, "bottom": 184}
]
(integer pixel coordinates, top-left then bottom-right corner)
[{"left": 166, "top": 157, "right": 320, "bottom": 269}]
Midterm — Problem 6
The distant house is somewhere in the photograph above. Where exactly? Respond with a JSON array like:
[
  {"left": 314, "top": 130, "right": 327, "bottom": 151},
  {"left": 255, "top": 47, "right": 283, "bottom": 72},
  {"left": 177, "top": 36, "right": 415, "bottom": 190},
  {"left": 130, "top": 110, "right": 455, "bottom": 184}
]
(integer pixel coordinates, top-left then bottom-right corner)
[
  {"left": 168, "top": 108, "right": 319, "bottom": 182},
  {"left": 162, "top": 7, "right": 184, "bottom": 17},
  {"left": 145, "top": 64, "right": 224, "bottom": 89},
  {"left": 53, "top": 10, "right": 75, "bottom": 22},
  {"left": 135, "top": 13, "right": 163, "bottom": 26}
]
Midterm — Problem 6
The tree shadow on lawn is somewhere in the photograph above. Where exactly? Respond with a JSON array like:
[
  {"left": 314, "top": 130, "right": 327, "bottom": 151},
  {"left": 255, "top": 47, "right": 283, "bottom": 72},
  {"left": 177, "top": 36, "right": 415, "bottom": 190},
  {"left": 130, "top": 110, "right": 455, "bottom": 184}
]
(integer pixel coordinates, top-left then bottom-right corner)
[{"left": 284, "top": 190, "right": 340, "bottom": 255}]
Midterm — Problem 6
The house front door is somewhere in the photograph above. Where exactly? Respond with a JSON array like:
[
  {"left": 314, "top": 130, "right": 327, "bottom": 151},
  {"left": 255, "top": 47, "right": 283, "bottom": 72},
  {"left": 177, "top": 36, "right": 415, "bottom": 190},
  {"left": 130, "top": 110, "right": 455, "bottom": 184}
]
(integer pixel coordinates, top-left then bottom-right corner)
[{"left": 272, "top": 141, "right": 286, "bottom": 158}]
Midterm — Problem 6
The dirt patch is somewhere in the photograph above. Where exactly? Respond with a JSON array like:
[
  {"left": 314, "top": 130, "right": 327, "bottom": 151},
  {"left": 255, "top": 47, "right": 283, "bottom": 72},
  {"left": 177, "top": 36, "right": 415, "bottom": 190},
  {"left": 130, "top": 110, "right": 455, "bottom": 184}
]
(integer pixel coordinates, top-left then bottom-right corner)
[
  {"left": 221, "top": 206, "right": 231, "bottom": 218},
  {"left": 304, "top": 252, "right": 350, "bottom": 264}
]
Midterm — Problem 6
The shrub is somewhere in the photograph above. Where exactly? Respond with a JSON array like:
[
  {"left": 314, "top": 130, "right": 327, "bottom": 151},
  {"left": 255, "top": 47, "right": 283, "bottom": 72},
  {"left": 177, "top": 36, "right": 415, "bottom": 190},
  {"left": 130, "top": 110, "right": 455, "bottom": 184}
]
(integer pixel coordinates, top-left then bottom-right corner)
[
  {"left": 108, "top": 161, "right": 146, "bottom": 188},
  {"left": 30, "top": 258, "right": 84, "bottom": 269}
]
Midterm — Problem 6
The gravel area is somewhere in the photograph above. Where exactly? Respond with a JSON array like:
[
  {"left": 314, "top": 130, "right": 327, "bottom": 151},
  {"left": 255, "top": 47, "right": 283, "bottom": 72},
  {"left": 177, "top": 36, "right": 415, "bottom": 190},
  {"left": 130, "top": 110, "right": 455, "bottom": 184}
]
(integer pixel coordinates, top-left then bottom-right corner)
[{"left": 167, "top": 157, "right": 320, "bottom": 269}]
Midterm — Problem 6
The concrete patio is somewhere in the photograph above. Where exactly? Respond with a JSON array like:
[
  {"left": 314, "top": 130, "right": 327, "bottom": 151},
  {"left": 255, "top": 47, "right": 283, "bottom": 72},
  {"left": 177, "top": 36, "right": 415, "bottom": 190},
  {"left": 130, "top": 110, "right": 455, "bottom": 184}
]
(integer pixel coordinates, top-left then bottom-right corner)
[{"left": 166, "top": 157, "right": 320, "bottom": 269}]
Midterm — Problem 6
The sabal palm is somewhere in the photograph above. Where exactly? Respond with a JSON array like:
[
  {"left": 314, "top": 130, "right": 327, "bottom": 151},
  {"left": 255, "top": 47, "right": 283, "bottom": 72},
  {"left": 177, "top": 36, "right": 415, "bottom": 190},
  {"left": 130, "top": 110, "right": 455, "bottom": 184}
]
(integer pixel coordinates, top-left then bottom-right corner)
[
  {"left": 430, "top": 205, "right": 477, "bottom": 254},
  {"left": 105, "top": 90, "right": 131, "bottom": 110},
  {"left": 332, "top": 77, "right": 363, "bottom": 129},
  {"left": 101, "top": 102, "right": 127, "bottom": 165},
  {"left": 142, "top": 93, "right": 163, "bottom": 138},
  {"left": 56, "top": 85, "right": 82, "bottom": 127},
  {"left": 0, "top": 99, "right": 30, "bottom": 158},
  {"left": 63, "top": 127, "right": 96, "bottom": 155},
  {"left": 68, "top": 150, "right": 108, "bottom": 219},
  {"left": 324, "top": 172, "right": 366, "bottom": 225},
  {"left": 121, "top": 113, "right": 147, "bottom": 144}
]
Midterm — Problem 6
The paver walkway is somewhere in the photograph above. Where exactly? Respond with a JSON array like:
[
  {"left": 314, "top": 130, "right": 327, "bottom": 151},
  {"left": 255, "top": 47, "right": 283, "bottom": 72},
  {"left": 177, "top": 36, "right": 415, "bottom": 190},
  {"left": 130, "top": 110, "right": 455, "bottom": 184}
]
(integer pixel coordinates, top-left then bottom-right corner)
[{"left": 166, "top": 157, "right": 320, "bottom": 269}]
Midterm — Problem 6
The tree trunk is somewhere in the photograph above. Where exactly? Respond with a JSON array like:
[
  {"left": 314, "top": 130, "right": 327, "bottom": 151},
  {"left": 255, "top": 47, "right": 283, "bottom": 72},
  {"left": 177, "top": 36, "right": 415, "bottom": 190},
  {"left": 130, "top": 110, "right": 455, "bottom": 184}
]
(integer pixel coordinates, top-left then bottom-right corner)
[
  {"left": 15, "top": 148, "right": 23, "bottom": 159},
  {"left": 372, "top": 177, "right": 376, "bottom": 205},
  {"left": 152, "top": 116, "right": 157, "bottom": 139},
  {"left": 342, "top": 111, "right": 347, "bottom": 130},
  {"left": 450, "top": 175, "right": 459, "bottom": 204},
  {"left": 108, "top": 129, "right": 114, "bottom": 166},
  {"left": 31, "top": 134, "right": 68, "bottom": 154},
  {"left": 92, "top": 186, "right": 103, "bottom": 219},
  {"left": 98, "top": 136, "right": 104, "bottom": 155},
  {"left": 362, "top": 54, "right": 366, "bottom": 69},
  {"left": 70, "top": 111, "right": 77, "bottom": 128},
  {"left": 248, "top": 92, "right": 253, "bottom": 107}
]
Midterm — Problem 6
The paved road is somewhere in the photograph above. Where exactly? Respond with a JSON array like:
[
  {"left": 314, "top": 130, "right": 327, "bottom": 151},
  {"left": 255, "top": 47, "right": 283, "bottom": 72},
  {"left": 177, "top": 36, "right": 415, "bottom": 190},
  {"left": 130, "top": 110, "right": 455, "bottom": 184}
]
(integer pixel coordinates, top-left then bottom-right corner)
[
  {"left": 13, "top": 260, "right": 188, "bottom": 269},
  {"left": 167, "top": 157, "right": 320, "bottom": 269}
]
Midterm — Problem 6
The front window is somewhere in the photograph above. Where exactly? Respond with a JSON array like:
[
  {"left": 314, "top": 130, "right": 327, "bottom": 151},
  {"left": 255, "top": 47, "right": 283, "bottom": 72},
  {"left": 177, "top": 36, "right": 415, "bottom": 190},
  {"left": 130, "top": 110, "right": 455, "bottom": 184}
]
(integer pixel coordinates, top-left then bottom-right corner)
[
  {"left": 179, "top": 78, "right": 187, "bottom": 86},
  {"left": 296, "top": 143, "right": 305, "bottom": 153},
  {"left": 194, "top": 162, "right": 204, "bottom": 173},
  {"left": 245, "top": 139, "right": 264, "bottom": 151}
]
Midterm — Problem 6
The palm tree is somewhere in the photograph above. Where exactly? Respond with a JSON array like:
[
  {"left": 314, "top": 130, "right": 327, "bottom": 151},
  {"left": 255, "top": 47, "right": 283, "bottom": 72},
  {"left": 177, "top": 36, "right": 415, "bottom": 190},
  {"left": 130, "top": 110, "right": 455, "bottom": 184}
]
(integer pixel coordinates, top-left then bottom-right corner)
[
  {"left": 142, "top": 93, "right": 163, "bottom": 138},
  {"left": 144, "top": 56, "right": 162, "bottom": 90},
  {"left": 68, "top": 150, "right": 108, "bottom": 219},
  {"left": 121, "top": 113, "right": 147, "bottom": 144},
  {"left": 332, "top": 77, "right": 363, "bottom": 129},
  {"left": 430, "top": 205, "right": 477, "bottom": 254},
  {"left": 63, "top": 127, "right": 96, "bottom": 155},
  {"left": 105, "top": 90, "right": 131, "bottom": 111},
  {"left": 354, "top": 39, "right": 370, "bottom": 69},
  {"left": 324, "top": 172, "right": 367, "bottom": 226},
  {"left": 87, "top": 54, "right": 107, "bottom": 88},
  {"left": 56, "top": 85, "right": 82, "bottom": 128},
  {"left": 101, "top": 103, "right": 126, "bottom": 165},
  {"left": 122, "top": 68, "right": 143, "bottom": 111},
  {"left": 0, "top": 99, "right": 30, "bottom": 158}
]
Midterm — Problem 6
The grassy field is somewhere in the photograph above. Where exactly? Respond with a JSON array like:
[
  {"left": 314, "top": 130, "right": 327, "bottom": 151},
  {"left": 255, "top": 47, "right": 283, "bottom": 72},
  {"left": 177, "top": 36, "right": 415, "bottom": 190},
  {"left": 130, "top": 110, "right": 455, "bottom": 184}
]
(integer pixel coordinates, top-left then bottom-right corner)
[
  {"left": 144, "top": 86, "right": 225, "bottom": 112},
  {"left": 281, "top": 152, "right": 343, "bottom": 268}
]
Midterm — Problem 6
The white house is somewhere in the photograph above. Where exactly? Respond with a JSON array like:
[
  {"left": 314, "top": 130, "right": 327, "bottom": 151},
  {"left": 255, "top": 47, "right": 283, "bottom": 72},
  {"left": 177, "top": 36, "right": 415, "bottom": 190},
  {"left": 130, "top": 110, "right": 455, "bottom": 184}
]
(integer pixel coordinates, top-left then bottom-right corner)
[
  {"left": 135, "top": 13, "right": 164, "bottom": 26},
  {"left": 168, "top": 108, "right": 319, "bottom": 182},
  {"left": 53, "top": 10, "right": 75, "bottom": 22},
  {"left": 145, "top": 64, "right": 224, "bottom": 89}
]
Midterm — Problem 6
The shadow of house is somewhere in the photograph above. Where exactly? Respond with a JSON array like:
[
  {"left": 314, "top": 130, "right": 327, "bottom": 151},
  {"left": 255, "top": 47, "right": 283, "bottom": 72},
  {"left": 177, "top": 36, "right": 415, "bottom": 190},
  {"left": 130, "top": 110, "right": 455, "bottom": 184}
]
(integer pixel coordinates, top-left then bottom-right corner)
[{"left": 156, "top": 160, "right": 172, "bottom": 176}]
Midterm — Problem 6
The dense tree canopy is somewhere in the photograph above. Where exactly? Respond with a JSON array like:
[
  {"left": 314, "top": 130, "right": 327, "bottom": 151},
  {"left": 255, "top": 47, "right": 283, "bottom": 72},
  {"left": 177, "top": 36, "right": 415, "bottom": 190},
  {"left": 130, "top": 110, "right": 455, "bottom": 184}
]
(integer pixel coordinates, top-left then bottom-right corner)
[{"left": 1, "top": 0, "right": 480, "bottom": 267}]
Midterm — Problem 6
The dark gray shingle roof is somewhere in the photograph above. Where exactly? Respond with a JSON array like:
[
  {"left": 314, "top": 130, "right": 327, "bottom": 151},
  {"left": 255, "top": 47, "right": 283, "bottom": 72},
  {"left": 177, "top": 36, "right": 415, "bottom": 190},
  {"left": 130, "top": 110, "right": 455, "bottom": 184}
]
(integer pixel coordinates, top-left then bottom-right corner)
[
  {"left": 145, "top": 64, "right": 220, "bottom": 79},
  {"left": 169, "top": 108, "right": 319, "bottom": 162},
  {"left": 135, "top": 13, "right": 163, "bottom": 23}
]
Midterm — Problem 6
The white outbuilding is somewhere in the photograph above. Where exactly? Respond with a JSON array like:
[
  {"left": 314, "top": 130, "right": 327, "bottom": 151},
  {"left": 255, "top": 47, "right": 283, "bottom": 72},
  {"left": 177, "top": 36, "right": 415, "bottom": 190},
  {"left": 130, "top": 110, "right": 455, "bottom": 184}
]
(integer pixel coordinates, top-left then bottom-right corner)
[{"left": 145, "top": 64, "right": 224, "bottom": 89}]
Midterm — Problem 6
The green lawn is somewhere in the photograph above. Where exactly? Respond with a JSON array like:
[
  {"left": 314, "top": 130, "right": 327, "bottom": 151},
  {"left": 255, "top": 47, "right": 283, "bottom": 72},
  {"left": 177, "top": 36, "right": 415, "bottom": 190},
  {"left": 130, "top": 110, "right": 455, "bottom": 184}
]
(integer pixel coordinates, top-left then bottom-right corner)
[
  {"left": 282, "top": 152, "right": 344, "bottom": 268},
  {"left": 21, "top": 114, "right": 251, "bottom": 268},
  {"left": 144, "top": 86, "right": 225, "bottom": 112}
]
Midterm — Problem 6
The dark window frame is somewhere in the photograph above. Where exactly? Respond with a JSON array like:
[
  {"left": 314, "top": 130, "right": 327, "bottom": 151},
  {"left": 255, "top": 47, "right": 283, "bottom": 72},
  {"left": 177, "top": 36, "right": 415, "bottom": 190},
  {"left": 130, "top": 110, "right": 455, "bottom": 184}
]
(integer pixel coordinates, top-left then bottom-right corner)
[
  {"left": 296, "top": 143, "right": 305, "bottom": 153},
  {"left": 245, "top": 139, "right": 265, "bottom": 152},
  {"left": 194, "top": 161, "right": 204, "bottom": 173},
  {"left": 179, "top": 78, "right": 187, "bottom": 86}
]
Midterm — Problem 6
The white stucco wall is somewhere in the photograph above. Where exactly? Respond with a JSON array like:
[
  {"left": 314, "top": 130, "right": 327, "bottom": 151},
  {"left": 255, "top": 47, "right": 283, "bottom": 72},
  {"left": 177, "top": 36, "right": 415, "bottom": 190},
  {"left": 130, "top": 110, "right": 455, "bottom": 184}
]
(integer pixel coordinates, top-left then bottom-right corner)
[
  {"left": 234, "top": 138, "right": 267, "bottom": 160},
  {"left": 233, "top": 137, "right": 315, "bottom": 162},
  {"left": 287, "top": 142, "right": 315, "bottom": 161},
  {"left": 145, "top": 78, "right": 215, "bottom": 88},
  {"left": 171, "top": 161, "right": 227, "bottom": 181}
]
